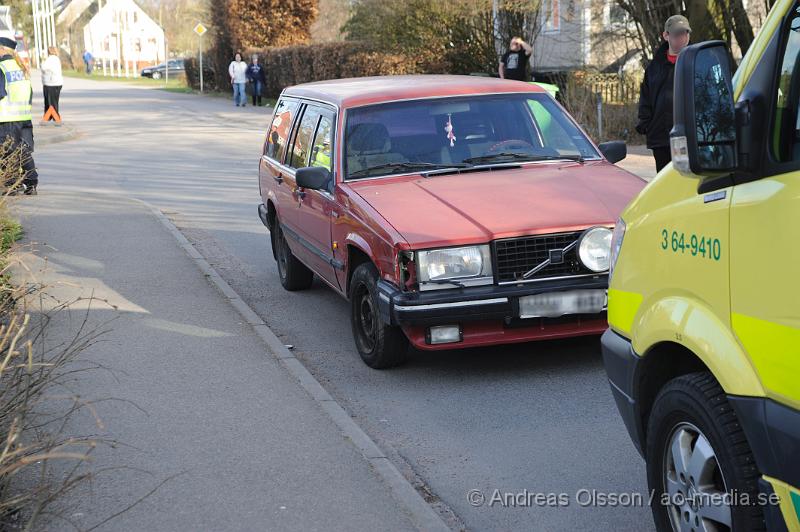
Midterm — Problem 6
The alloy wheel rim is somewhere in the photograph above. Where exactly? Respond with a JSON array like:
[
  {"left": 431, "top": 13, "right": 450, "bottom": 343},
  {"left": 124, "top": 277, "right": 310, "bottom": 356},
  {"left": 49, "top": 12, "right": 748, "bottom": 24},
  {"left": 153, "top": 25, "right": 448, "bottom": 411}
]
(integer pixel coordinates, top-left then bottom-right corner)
[{"left": 663, "top": 422, "right": 731, "bottom": 532}]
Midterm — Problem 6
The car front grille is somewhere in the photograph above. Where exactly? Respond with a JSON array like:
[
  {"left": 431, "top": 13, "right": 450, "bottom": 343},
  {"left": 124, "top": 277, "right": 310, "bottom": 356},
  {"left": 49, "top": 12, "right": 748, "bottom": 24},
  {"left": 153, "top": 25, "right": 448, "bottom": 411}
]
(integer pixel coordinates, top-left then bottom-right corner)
[{"left": 494, "top": 231, "right": 591, "bottom": 283}]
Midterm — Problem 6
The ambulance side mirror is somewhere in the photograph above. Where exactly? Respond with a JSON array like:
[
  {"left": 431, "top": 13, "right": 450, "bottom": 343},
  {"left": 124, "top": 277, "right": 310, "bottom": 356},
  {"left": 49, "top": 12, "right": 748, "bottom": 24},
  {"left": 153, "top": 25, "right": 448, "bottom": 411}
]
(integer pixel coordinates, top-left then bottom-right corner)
[{"left": 670, "top": 41, "right": 737, "bottom": 176}]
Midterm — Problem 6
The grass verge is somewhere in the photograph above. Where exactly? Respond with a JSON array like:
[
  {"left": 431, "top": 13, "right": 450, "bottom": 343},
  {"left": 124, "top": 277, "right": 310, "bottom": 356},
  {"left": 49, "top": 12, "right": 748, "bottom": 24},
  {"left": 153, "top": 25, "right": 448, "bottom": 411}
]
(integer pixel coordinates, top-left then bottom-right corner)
[{"left": 62, "top": 69, "right": 189, "bottom": 91}]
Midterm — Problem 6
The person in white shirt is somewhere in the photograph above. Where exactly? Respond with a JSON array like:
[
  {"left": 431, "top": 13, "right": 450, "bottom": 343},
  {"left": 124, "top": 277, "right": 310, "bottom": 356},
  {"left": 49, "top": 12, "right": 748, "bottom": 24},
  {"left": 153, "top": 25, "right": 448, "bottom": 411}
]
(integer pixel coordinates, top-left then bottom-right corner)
[
  {"left": 41, "top": 46, "right": 63, "bottom": 121},
  {"left": 228, "top": 52, "right": 248, "bottom": 107}
]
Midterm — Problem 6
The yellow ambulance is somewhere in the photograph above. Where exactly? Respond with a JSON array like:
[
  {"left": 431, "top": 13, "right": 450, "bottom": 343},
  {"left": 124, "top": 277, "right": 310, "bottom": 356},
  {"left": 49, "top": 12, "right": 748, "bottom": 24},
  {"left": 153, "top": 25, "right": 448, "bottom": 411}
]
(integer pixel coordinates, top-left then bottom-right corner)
[{"left": 602, "top": 1, "right": 800, "bottom": 530}]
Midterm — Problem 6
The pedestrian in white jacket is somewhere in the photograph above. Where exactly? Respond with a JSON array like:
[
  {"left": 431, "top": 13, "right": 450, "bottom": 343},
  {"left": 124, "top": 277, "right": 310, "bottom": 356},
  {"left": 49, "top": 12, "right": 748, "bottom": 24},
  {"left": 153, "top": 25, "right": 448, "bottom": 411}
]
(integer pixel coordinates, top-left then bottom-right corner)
[
  {"left": 41, "top": 46, "right": 63, "bottom": 121},
  {"left": 229, "top": 52, "right": 248, "bottom": 107}
]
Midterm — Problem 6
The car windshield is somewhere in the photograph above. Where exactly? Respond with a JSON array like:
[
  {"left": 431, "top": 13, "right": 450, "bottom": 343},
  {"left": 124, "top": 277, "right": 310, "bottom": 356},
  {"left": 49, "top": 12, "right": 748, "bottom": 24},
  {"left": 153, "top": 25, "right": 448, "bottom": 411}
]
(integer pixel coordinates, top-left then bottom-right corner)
[{"left": 344, "top": 93, "right": 599, "bottom": 179}]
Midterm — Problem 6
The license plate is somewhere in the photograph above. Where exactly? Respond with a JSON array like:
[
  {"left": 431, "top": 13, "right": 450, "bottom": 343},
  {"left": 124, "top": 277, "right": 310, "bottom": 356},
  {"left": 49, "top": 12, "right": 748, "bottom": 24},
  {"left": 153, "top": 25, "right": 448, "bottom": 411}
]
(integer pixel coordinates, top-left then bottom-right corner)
[{"left": 519, "top": 290, "right": 607, "bottom": 319}]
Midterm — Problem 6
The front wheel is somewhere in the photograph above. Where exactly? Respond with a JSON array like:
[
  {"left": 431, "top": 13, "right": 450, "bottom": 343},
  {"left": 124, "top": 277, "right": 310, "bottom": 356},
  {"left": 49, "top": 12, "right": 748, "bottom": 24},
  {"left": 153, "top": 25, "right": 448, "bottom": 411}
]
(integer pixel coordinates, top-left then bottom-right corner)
[
  {"left": 152, "top": 71, "right": 162, "bottom": 80},
  {"left": 349, "top": 263, "right": 408, "bottom": 369},
  {"left": 646, "top": 372, "right": 764, "bottom": 532}
]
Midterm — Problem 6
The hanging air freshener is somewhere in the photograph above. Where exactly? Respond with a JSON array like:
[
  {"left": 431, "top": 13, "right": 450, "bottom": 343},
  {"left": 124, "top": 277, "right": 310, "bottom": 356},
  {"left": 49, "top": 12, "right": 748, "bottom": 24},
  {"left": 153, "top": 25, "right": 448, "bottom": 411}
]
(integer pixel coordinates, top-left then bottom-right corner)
[{"left": 445, "top": 113, "right": 456, "bottom": 147}]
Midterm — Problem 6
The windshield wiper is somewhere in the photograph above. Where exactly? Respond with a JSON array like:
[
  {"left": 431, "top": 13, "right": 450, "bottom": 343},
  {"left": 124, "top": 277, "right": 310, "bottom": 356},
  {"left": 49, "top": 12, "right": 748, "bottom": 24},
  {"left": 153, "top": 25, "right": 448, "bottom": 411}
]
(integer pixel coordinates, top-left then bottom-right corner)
[
  {"left": 349, "top": 162, "right": 471, "bottom": 178},
  {"left": 462, "top": 152, "right": 585, "bottom": 165}
]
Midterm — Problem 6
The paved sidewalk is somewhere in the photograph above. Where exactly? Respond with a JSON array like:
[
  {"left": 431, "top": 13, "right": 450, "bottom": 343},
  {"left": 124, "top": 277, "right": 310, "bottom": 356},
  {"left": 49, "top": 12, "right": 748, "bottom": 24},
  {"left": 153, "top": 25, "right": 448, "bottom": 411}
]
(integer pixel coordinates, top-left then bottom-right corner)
[
  {"left": 617, "top": 145, "right": 656, "bottom": 181},
  {"left": 13, "top": 192, "right": 420, "bottom": 532}
]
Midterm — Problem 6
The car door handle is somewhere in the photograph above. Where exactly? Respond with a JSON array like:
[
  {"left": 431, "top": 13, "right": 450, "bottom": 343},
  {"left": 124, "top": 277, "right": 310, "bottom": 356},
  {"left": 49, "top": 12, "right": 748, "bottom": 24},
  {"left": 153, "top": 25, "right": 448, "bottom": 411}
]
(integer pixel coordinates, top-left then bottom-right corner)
[{"left": 273, "top": 174, "right": 283, "bottom": 184}]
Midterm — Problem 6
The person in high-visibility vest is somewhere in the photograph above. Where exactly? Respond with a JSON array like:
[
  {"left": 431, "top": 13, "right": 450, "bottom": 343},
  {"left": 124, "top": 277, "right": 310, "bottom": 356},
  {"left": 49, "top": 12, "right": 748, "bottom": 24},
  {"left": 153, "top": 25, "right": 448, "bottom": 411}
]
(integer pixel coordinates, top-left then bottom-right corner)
[{"left": 0, "top": 37, "right": 37, "bottom": 195}]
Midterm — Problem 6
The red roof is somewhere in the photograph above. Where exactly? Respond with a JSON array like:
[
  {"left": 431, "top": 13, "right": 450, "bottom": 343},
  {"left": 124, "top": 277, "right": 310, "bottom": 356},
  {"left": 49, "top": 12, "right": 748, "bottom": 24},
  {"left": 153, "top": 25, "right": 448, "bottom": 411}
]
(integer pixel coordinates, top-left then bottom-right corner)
[{"left": 283, "top": 75, "right": 546, "bottom": 108}]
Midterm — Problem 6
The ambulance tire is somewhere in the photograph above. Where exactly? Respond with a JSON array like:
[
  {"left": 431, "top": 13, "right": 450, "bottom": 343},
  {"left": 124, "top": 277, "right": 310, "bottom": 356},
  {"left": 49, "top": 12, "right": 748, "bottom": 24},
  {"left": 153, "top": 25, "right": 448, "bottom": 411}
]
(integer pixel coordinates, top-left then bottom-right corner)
[{"left": 646, "top": 372, "right": 765, "bottom": 532}]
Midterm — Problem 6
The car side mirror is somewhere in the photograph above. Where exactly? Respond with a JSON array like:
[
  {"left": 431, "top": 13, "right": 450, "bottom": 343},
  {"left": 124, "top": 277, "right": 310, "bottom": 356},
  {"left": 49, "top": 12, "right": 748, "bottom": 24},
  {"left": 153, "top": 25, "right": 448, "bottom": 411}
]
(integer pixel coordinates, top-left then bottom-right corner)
[
  {"left": 598, "top": 141, "right": 626, "bottom": 164},
  {"left": 670, "top": 41, "right": 737, "bottom": 176},
  {"left": 296, "top": 166, "right": 330, "bottom": 190}
]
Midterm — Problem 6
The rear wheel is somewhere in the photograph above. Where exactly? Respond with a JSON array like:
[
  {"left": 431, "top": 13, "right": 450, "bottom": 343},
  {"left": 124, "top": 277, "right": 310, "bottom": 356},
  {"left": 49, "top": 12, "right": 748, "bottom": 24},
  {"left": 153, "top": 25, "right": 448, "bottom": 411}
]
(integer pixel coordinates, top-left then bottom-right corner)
[
  {"left": 349, "top": 263, "right": 408, "bottom": 369},
  {"left": 646, "top": 372, "right": 764, "bottom": 532},
  {"left": 273, "top": 220, "right": 313, "bottom": 291}
]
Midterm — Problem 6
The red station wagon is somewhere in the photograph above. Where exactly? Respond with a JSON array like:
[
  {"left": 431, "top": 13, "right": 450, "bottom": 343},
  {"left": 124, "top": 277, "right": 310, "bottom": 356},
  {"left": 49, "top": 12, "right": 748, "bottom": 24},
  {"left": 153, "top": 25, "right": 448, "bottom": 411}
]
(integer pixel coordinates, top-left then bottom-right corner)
[{"left": 257, "top": 75, "right": 645, "bottom": 369}]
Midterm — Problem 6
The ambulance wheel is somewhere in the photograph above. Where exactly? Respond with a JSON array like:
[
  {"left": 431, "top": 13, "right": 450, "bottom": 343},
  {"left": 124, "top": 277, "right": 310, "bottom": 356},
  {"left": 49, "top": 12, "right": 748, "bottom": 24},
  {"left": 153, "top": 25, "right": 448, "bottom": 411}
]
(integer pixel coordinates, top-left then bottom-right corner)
[{"left": 646, "top": 372, "right": 764, "bottom": 532}]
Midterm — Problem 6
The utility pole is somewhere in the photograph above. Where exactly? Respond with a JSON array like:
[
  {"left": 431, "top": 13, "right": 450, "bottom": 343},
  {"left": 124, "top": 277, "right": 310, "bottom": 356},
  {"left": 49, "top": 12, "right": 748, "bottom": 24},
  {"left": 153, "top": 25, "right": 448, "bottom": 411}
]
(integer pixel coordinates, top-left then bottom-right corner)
[{"left": 492, "top": 0, "right": 501, "bottom": 58}]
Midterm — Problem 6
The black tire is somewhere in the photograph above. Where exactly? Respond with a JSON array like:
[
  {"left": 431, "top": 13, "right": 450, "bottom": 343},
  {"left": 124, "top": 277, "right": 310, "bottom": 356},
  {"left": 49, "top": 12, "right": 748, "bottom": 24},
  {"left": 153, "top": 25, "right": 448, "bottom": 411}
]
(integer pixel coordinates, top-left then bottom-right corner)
[
  {"left": 646, "top": 372, "right": 764, "bottom": 532},
  {"left": 349, "top": 263, "right": 408, "bottom": 369},
  {"left": 272, "top": 220, "right": 313, "bottom": 291},
  {"left": 152, "top": 71, "right": 162, "bottom": 80}
]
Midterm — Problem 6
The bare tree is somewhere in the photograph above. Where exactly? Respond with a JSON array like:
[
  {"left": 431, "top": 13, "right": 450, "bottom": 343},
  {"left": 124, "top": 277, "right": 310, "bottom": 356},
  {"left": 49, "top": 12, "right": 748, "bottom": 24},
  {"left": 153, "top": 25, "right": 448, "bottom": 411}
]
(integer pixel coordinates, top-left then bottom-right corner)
[{"left": 616, "top": 0, "right": 756, "bottom": 60}]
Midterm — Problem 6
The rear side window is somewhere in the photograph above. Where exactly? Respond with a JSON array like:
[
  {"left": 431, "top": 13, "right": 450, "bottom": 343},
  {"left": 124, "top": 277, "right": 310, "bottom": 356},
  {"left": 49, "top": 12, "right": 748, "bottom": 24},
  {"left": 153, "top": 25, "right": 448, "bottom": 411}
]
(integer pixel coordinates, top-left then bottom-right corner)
[
  {"left": 266, "top": 99, "right": 299, "bottom": 162},
  {"left": 290, "top": 106, "right": 322, "bottom": 168},
  {"left": 310, "top": 115, "right": 334, "bottom": 172}
]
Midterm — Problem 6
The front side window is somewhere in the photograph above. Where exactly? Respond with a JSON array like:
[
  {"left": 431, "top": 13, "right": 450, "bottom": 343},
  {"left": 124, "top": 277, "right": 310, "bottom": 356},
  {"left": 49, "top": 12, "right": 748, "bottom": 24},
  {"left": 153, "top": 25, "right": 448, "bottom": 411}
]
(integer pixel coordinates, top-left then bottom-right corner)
[
  {"left": 344, "top": 93, "right": 599, "bottom": 179},
  {"left": 772, "top": 7, "right": 800, "bottom": 163},
  {"left": 266, "top": 99, "right": 299, "bottom": 163}
]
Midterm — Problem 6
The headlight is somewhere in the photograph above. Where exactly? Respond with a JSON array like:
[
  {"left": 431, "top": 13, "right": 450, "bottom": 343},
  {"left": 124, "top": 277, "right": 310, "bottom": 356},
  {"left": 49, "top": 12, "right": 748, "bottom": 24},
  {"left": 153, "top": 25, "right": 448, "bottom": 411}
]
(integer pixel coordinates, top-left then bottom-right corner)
[
  {"left": 416, "top": 245, "right": 493, "bottom": 285},
  {"left": 609, "top": 219, "right": 626, "bottom": 281},
  {"left": 578, "top": 227, "right": 613, "bottom": 272}
]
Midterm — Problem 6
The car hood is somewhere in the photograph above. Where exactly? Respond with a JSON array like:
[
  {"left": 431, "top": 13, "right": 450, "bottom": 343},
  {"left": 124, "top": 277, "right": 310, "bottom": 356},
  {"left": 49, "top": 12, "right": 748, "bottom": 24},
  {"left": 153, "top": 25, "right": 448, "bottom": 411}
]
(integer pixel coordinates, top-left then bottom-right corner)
[{"left": 348, "top": 161, "right": 644, "bottom": 248}]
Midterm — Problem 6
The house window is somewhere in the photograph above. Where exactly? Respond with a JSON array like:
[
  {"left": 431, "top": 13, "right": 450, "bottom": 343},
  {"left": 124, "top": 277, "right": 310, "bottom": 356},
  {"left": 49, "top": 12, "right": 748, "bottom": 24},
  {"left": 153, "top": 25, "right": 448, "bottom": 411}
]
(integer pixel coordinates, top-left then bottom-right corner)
[
  {"left": 543, "top": 0, "right": 561, "bottom": 33},
  {"left": 565, "top": 0, "right": 576, "bottom": 22},
  {"left": 606, "top": 1, "right": 627, "bottom": 27}
]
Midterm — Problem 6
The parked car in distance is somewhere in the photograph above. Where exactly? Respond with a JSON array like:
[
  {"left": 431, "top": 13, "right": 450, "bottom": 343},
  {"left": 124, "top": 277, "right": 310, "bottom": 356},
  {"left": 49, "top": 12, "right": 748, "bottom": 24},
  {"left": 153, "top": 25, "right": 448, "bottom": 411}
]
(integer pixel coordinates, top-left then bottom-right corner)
[
  {"left": 258, "top": 75, "right": 645, "bottom": 369},
  {"left": 141, "top": 58, "right": 184, "bottom": 79}
]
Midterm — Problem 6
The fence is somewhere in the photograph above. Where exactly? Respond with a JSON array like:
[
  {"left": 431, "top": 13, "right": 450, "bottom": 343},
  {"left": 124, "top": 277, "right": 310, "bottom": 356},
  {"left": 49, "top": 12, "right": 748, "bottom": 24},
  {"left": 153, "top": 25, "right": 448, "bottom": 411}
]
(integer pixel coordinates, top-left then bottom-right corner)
[
  {"left": 581, "top": 73, "right": 642, "bottom": 105},
  {"left": 553, "top": 71, "right": 644, "bottom": 142}
]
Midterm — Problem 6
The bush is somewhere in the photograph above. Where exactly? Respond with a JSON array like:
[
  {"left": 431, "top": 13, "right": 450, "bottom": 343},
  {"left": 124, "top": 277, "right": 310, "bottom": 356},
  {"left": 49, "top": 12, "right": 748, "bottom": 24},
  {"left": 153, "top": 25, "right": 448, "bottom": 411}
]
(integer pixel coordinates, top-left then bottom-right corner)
[
  {"left": 344, "top": 0, "right": 541, "bottom": 76},
  {"left": 183, "top": 58, "right": 217, "bottom": 92},
  {"left": 0, "top": 144, "right": 103, "bottom": 529},
  {"left": 186, "top": 42, "right": 421, "bottom": 96}
]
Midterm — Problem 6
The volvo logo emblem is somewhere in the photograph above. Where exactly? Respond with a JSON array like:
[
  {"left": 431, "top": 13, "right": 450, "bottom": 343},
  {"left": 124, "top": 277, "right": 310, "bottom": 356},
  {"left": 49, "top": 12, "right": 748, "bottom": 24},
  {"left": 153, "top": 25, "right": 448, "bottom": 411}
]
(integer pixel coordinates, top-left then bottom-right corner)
[
  {"left": 549, "top": 249, "right": 565, "bottom": 265},
  {"left": 522, "top": 239, "right": 579, "bottom": 279}
]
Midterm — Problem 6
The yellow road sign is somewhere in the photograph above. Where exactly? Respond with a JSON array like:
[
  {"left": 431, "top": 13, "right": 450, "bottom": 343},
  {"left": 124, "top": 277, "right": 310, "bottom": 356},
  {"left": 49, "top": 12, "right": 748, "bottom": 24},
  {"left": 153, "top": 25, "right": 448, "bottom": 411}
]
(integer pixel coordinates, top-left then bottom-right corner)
[{"left": 193, "top": 23, "right": 208, "bottom": 37}]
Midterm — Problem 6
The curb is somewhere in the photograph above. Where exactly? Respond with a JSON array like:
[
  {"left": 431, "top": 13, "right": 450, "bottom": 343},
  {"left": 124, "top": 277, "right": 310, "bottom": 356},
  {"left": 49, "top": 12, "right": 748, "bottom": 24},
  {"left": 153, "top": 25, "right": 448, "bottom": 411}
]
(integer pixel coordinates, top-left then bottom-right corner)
[
  {"left": 35, "top": 124, "right": 81, "bottom": 146},
  {"left": 138, "top": 199, "right": 451, "bottom": 532}
]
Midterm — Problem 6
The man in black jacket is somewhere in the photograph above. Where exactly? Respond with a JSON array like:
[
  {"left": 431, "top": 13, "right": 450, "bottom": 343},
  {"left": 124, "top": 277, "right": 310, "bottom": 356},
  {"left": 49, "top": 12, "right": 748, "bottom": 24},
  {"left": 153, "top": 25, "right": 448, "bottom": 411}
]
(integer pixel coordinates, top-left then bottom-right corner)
[{"left": 636, "top": 15, "right": 691, "bottom": 172}]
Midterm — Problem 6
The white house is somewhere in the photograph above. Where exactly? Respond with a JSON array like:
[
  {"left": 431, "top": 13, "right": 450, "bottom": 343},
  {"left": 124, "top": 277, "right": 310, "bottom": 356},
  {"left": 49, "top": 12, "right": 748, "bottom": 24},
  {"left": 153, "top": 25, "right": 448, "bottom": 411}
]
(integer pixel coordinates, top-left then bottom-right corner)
[{"left": 83, "top": 0, "right": 164, "bottom": 77}]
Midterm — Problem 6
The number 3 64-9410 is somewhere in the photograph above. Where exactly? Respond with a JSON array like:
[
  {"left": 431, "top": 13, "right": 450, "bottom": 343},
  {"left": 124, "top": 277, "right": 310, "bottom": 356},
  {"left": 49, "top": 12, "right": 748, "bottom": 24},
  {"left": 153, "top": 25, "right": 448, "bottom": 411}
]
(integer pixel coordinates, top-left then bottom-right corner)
[{"left": 661, "top": 229, "right": 721, "bottom": 261}]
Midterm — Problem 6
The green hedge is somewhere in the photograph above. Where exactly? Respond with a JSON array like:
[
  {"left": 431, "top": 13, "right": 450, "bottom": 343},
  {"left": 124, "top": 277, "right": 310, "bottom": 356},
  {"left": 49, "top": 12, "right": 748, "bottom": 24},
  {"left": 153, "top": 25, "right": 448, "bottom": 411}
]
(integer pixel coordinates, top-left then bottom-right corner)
[{"left": 185, "top": 42, "right": 422, "bottom": 97}]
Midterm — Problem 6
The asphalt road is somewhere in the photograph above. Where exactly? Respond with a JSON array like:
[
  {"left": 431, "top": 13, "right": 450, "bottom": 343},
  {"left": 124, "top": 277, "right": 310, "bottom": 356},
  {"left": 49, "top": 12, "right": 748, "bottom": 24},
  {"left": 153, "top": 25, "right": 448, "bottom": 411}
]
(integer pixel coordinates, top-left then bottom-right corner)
[{"left": 36, "top": 75, "right": 655, "bottom": 531}]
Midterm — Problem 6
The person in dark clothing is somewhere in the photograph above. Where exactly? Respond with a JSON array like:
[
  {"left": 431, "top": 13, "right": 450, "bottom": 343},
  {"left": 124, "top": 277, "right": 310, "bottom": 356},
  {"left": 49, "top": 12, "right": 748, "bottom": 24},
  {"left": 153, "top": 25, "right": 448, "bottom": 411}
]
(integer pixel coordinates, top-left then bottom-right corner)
[
  {"left": 499, "top": 37, "right": 532, "bottom": 82},
  {"left": 636, "top": 15, "right": 691, "bottom": 172},
  {"left": 0, "top": 37, "right": 37, "bottom": 194},
  {"left": 246, "top": 55, "right": 266, "bottom": 106}
]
